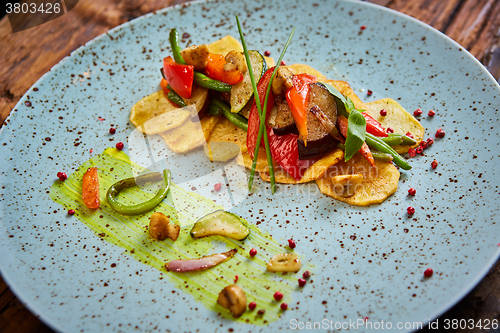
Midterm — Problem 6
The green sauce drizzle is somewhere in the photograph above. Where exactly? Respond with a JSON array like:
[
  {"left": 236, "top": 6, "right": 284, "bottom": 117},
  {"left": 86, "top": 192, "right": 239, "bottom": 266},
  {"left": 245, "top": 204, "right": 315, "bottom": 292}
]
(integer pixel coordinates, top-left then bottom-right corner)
[{"left": 50, "top": 148, "right": 301, "bottom": 324}]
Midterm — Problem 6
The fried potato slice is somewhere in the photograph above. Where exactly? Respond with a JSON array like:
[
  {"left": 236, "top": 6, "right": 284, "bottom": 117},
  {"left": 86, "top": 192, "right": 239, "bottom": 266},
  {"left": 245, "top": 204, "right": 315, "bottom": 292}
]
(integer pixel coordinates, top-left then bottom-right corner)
[
  {"left": 316, "top": 154, "right": 399, "bottom": 206},
  {"left": 260, "top": 148, "right": 344, "bottom": 184},
  {"left": 207, "top": 35, "right": 243, "bottom": 55},
  {"left": 130, "top": 87, "right": 208, "bottom": 134},
  {"left": 160, "top": 115, "right": 219, "bottom": 153},
  {"left": 209, "top": 117, "right": 247, "bottom": 151},
  {"left": 288, "top": 63, "right": 327, "bottom": 81},
  {"left": 363, "top": 98, "right": 425, "bottom": 153},
  {"left": 236, "top": 150, "right": 271, "bottom": 173}
]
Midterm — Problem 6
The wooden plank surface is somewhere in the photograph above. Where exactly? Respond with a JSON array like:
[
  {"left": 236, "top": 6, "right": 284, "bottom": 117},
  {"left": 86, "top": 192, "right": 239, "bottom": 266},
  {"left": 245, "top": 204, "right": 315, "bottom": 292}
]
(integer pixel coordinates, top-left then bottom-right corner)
[{"left": 0, "top": 0, "right": 498, "bottom": 332}]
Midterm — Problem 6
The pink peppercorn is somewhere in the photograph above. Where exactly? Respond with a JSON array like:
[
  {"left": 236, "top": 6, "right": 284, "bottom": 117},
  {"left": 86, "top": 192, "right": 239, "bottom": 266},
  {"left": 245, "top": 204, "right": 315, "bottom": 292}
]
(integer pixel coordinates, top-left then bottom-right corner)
[
  {"left": 431, "top": 160, "right": 438, "bottom": 169},
  {"left": 380, "top": 109, "right": 387, "bottom": 116},
  {"left": 428, "top": 109, "right": 435, "bottom": 117},
  {"left": 214, "top": 183, "right": 222, "bottom": 192},
  {"left": 109, "top": 127, "right": 116, "bottom": 134},
  {"left": 408, "top": 188, "right": 416, "bottom": 196},
  {"left": 115, "top": 142, "right": 124, "bottom": 150},
  {"left": 413, "top": 108, "right": 423, "bottom": 116},
  {"left": 264, "top": 50, "right": 271, "bottom": 56},
  {"left": 424, "top": 268, "right": 433, "bottom": 278},
  {"left": 234, "top": 275, "right": 239, "bottom": 283},
  {"left": 415, "top": 147, "right": 423, "bottom": 155},
  {"left": 407, "top": 206, "right": 415, "bottom": 216},
  {"left": 273, "top": 291, "right": 283, "bottom": 301},
  {"left": 302, "top": 270, "right": 311, "bottom": 279},
  {"left": 367, "top": 89, "right": 373, "bottom": 96},
  {"left": 298, "top": 278, "right": 306, "bottom": 287},
  {"left": 426, "top": 138, "right": 434, "bottom": 146},
  {"left": 406, "top": 132, "right": 414, "bottom": 138},
  {"left": 280, "top": 60, "right": 286, "bottom": 66},
  {"left": 248, "top": 302, "right": 257, "bottom": 310},
  {"left": 419, "top": 140, "right": 427, "bottom": 149},
  {"left": 280, "top": 303, "right": 288, "bottom": 310},
  {"left": 57, "top": 172, "right": 67, "bottom": 181},
  {"left": 435, "top": 128, "right": 445, "bottom": 138},
  {"left": 249, "top": 248, "right": 257, "bottom": 257},
  {"left": 360, "top": 25, "right": 366, "bottom": 30},
  {"left": 386, "top": 127, "right": 394, "bottom": 133},
  {"left": 408, "top": 148, "right": 416, "bottom": 158},
  {"left": 67, "top": 209, "right": 75, "bottom": 215},
  {"left": 288, "top": 239, "right": 296, "bottom": 249}
]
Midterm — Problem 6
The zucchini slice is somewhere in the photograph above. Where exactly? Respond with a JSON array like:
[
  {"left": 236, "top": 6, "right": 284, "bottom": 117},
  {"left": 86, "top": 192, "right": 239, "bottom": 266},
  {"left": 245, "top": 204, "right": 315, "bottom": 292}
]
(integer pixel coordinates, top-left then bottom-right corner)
[
  {"left": 230, "top": 50, "right": 266, "bottom": 113},
  {"left": 190, "top": 210, "right": 250, "bottom": 240}
]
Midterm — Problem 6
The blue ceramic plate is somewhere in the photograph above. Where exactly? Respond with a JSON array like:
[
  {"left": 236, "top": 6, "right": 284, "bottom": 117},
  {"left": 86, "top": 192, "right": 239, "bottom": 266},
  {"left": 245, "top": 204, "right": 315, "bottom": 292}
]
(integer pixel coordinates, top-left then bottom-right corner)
[{"left": 1, "top": 0, "right": 499, "bottom": 331}]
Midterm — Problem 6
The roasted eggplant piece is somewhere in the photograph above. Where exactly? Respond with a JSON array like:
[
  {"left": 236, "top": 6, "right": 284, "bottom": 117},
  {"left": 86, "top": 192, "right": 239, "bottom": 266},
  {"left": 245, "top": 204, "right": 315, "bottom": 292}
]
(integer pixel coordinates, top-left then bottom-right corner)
[
  {"left": 268, "top": 96, "right": 298, "bottom": 135},
  {"left": 297, "top": 83, "right": 339, "bottom": 159}
]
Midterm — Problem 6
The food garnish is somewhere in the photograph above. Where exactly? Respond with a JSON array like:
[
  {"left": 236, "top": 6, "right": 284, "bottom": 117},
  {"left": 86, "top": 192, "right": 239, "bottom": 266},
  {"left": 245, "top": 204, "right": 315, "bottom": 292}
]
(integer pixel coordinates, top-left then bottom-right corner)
[
  {"left": 424, "top": 268, "right": 434, "bottom": 278},
  {"left": 273, "top": 291, "right": 283, "bottom": 301},
  {"left": 190, "top": 210, "right": 250, "bottom": 240},
  {"left": 82, "top": 167, "right": 100, "bottom": 209},
  {"left": 149, "top": 212, "right": 180, "bottom": 241},
  {"left": 106, "top": 169, "right": 171, "bottom": 215},
  {"left": 165, "top": 248, "right": 237, "bottom": 272},
  {"left": 57, "top": 171, "right": 67, "bottom": 181},
  {"left": 217, "top": 284, "right": 247, "bottom": 318},
  {"left": 267, "top": 253, "right": 301, "bottom": 273}
]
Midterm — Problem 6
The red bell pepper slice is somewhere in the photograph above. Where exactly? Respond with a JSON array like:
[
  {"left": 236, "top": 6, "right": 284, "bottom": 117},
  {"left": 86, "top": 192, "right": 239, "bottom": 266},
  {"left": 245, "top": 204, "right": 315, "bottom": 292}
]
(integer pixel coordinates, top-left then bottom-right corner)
[
  {"left": 338, "top": 116, "right": 375, "bottom": 166},
  {"left": 362, "top": 112, "right": 388, "bottom": 137},
  {"left": 205, "top": 53, "right": 243, "bottom": 85},
  {"left": 247, "top": 68, "right": 314, "bottom": 180},
  {"left": 162, "top": 56, "right": 194, "bottom": 99},
  {"left": 285, "top": 74, "right": 316, "bottom": 143}
]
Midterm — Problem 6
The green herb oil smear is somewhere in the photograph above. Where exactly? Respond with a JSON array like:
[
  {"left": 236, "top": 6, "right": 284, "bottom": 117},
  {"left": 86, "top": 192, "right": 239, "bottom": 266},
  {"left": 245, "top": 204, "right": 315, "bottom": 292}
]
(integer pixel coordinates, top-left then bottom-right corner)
[{"left": 50, "top": 148, "right": 300, "bottom": 324}]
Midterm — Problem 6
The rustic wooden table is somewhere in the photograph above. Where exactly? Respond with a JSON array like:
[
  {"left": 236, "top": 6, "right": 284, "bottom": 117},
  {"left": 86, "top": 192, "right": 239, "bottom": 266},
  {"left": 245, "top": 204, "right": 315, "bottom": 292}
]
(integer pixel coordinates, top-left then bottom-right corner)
[{"left": 0, "top": 0, "right": 498, "bottom": 332}]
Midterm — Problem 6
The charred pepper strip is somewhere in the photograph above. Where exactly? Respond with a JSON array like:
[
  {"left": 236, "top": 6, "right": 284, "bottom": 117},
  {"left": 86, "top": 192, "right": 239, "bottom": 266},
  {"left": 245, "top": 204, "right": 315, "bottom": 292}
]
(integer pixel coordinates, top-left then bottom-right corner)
[
  {"left": 159, "top": 69, "right": 187, "bottom": 107},
  {"left": 106, "top": 169, "right": 171, "bottom": 215},
  {"left": 208, "top": 99, "right": 248, "bottom": 131},
  {"left": 365, "top": 133, "right": 411, "bottom": 170},
  {"left": 169, "top": 28, "right": 232, "bottom": 93}
]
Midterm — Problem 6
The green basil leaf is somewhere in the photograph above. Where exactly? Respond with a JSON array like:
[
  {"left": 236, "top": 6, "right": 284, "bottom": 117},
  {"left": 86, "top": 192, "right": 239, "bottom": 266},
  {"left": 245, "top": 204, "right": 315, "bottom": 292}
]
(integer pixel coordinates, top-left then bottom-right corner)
[{"left": 344, "top": 109, "right": 366, "bottom": 161}]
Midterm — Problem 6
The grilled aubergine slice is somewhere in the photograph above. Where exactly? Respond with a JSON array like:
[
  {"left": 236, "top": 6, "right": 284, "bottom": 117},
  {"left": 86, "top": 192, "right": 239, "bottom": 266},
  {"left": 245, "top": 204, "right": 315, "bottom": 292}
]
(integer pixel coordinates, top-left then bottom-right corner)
[
  {"left": 297, "top": 83, "right": 339, "bottom": 159},
  {"left": 268, "top": 96, "right": 298, "bottom": 135}
]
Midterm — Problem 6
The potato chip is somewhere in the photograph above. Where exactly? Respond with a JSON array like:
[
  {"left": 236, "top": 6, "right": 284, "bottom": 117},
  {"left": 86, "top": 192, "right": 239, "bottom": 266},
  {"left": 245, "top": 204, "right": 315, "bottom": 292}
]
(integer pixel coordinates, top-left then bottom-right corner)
[
  {"left": 329, "top": 174, "right": 364, "bottom": 198},
  {"left": 236, "top": 150, "right": 271, "bottom": 173},
  {"left": 207, "top": 35, "right": 243, "bottom": 55},
  {"left": 204, "top": 141, "right": 241, "bottom": 162},
  {"left": 316, "top": 154, "right": 399, "bottom": 206},
  {"left": 160, "top": 115, "right": 219, "bottom": 153},
  {"left": 364, "top": 98, "right": 425, "bottom": 153},
  {"left": 264, "top": 56, "right": 275, "bottom": 68},
  {"left": 209, "top": 117, "right": 247, "bottom": 151},
  {"left": 260, "top": 148, "right": 344, "bottom": 184},
  {"left": 130, "top": 87, "right": 208, "bottom": 134},
  {"left": 288, "top": 63, "right": 327, "bottom": 81}
]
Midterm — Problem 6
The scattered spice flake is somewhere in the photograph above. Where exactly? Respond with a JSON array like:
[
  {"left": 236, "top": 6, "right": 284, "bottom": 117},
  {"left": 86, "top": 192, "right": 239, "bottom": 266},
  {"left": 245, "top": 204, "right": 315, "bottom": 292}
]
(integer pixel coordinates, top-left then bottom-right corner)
[
  {"left": 298, "top": 278, "right": 306, "bottom": 287},
  {"left": 407, "top": 206, "right": 415, "bottom": 216},
  {"left": 280, "top": 303, "right": 288, "bottom": 310},
  {"left": 288, "top": 239, "right": 296, "bottom": 249},
  {"left": 249, "top": 248, "right": 257, "bottom": 257},
  {"left": 386, "top": 127, "right": 394, "bottom": 133},
  {"left": 67, "top": 209, "right": 75, "bottom": 215},
  {"left": 435, "top": 128, "right": 445, "bottom": 138},
  {"left": 89, "top": 148, "right": 94, "bottom": 154},
  {"left": 408, "top": 188, "right": 416, "bottom": 196},
  {"left": 413, "top": 108, "right": 423, "bottom": 116},
  {"left": 213, "top": 183, "right": 222, "bottom": 192},
  {"left": 367, "top": 89, "right": 373, "bottom": 96},
  {"left": 264, "top": 50, "right": 271, "bottom": 56},
  {"left": 428, "top": 109, "right": 435, "bottom": 117},
  {"left": 380, "top": 109, "right": 387, "bottom": 116},
  {"left": 257, "top": 309, "right": 265, "bottom": 316},
  {"left": 57, "top": 172, "right": 67, "bottom": 181},
  {"left": 302, "top": 270, "right": 311, "bottom": 279},
  {"left": 273, "top": 291, "right": 283, "bottom": 301},
  {"left": 115, "top": 142, "right": 124, "bottom": 150},
  {"left": 248, "top": 302, "right": 256, "bottom": 310},
  {"left": 424, "top": 268, "right": 433, "bottom": 278},
  {"left": 431, "top": 160, "right": 438, "bottom": 169},
  {"left": 98, "top": 116, "right": 105, "bottom": 122},
  {"left": 109, "top": 127, "right": 116, "bottom": 134}
]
